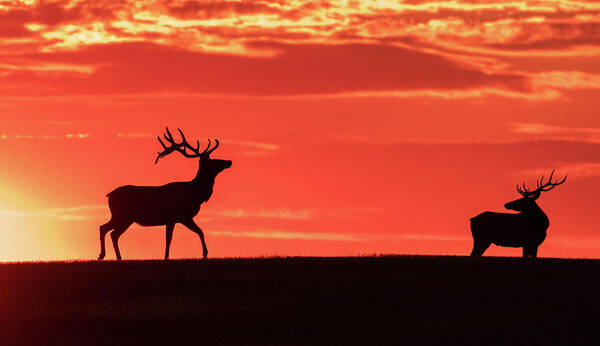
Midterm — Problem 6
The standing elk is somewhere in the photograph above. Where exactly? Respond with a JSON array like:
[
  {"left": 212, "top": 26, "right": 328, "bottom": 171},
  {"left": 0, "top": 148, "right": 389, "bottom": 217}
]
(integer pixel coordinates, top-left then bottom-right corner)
[
  {"left": 470, "top": 170, "right": 566, "bottom": 258},
  {"left": 98, "top": 127, "right": 232, "bottom": 260}
]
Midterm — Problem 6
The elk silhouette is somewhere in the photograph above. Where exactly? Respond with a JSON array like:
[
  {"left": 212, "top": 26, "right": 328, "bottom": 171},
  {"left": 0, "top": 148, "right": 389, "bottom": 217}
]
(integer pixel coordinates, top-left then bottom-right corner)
[
  {"left": 470, "top": 170, "right": 566, "bottom": 258},
  {"left": 98, "top": 128, "right": 232, "bottom": 260}
]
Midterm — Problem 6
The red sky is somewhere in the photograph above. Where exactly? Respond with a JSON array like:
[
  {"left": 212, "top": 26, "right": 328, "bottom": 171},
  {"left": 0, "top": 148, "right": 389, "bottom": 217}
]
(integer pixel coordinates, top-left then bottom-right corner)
[{"left": 1, "top": 0, "right": 599, "bottom": 261}]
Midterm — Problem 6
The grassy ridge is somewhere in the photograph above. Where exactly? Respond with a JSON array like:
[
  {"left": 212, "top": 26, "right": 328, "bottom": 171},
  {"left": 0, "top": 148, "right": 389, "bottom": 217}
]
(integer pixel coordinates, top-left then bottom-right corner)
[{"left": 1, "top": 256, "right": 599, "bottom": 345}]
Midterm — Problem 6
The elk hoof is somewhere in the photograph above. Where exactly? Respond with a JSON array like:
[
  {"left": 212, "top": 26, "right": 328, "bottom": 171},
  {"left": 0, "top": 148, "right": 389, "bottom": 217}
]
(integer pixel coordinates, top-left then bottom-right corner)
[
  {"left": 97, "top": 253, "right": 105, "bottom": 260},
  {"left": 203, "top": 252, "right": 208, "bottom": 259}
]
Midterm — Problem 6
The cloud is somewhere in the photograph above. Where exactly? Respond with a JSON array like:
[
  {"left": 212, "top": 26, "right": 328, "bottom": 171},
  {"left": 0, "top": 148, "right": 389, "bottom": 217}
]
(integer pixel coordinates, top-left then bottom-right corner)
[
  {"left": 509, "top": 123, "right": 600, "bottom": 135},
  {"left": 0, "top": 210, "right": 26, "bottom": 218},
  {"left": 211, "top": 229, "right": 364, "bottom": 241},
  {"left": 551, "top": 236, "right": 600, "bottom": 250},
  {"left": 211, "top": 229, "right": 469, "bottom": 242},
  {"left": 0, "top": 133, "right": 90, "bottom": 140},
  {"left": 508, "top": 123, "right": 600, "bottom": 144},
  {"left": 0, "top": 0, "right": 598, "bottom": 100},
  {"left": 227, "top": 140, "right": 279, "bottom": 151},
  {"left": 532, "top": 71, "right": 600, "bottom": 90},
  {"left": 115, "top": 135, "right": 280, "bottom": 154},
  {"left": 486, "top": 19, "right": 600, "bottom": 52},
  {"left": 1, "top": 0, "right": 598, "bottom": 58},
  {"left": 517, "top": 163, "right": 600, "bottom": 180},
  {"left": 166, "top": 1, "right": 283, "bottom": 19},
  {"left": 0, "top": 41, "right": 531, "bottom": 97},
  {"left": 400, "top": 234, "right": 469, "bottom": 241},
  {"left": 117, "top": 133, "right": 154, "bottom": 138},
  {"left": 0, "top": 23, "right": 35, "bottom": 37},
  {"left": 38, "top": 205, "right": 108, "bottom": 221},
  {"left": 0, "top": 204, "right": 108, "bottom": 221},
  {"left": 209, "top": 209, "right": 314, "bottom": 220},
  {"left": 1, "top": 205, "right": 315, "bottom": 222},
  {"left": 331, "top": 130, "right": 600, "bottom": 147}
]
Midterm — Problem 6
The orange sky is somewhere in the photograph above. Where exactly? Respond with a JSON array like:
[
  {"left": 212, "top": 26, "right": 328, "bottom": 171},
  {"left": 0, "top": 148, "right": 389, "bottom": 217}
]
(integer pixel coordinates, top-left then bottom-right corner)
[{"left": 1, "top": 0, "right": 600, "bottom": 261}]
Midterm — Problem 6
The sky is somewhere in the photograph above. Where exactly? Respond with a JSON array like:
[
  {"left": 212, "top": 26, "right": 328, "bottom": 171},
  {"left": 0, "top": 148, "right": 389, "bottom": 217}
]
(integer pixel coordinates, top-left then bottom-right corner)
[{"left": 0, "top": 0, "right": 599, "bottom": 261}]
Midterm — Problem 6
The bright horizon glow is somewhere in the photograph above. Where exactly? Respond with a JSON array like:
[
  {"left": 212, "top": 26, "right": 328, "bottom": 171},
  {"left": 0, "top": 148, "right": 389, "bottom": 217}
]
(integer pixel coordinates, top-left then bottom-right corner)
[{"left": 1, "top": 0, "right": 600, "bottom": 261}]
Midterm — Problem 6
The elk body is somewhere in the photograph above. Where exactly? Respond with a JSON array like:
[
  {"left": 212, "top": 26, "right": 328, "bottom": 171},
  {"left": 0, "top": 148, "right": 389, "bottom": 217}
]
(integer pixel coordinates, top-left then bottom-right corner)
[
  {"left": 470, "top": 171, "right": 566, "bottom": 258},
  {"left": 98, "top": 128, "right": 232, "bottom": 260}
]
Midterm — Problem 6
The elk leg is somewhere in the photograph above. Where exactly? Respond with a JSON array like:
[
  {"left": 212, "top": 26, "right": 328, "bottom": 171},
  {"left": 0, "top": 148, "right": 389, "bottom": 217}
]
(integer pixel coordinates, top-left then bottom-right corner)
[
  {"left": 98, "top": 220, "right": 114, "bottom": 260},
  {"left": 523, "top": 246, "right": 538, "bottom": 258},
  {"left": 164, "top": 223, "right": 175, "bottom": 260},
  {"left": 531, "top": 247, "right": 538, "bottom": 258},
  {"left": 181, "top": 219, "right": 208, "bottom": 259},
  {"left": 110, "top": 223, "right": 131, "bottom": 261},
  {"left": 470, "top": 240, "right": 477, "bottom": 256},
  {"left": 470, "top": 239, "right": 490, "bottom": 256}
]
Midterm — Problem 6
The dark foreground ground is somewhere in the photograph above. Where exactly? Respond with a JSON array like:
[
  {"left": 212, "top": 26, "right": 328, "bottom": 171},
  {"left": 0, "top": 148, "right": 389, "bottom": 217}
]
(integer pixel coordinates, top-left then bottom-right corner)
[{"left": 1, "top": 256, "right": 599, "bottom": 346}]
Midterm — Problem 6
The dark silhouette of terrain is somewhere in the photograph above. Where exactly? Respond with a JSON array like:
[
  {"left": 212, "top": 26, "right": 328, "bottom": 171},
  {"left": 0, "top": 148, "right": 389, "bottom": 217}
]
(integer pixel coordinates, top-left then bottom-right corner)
[
  {"left": 470, "top": 170, "right": 566, "bottom": 257},
  {"left": 1, "top": 256, "right": 599, "bottom": 346},
  {"left": 98, "top": 127, "right": 232, "bottom": 260}
]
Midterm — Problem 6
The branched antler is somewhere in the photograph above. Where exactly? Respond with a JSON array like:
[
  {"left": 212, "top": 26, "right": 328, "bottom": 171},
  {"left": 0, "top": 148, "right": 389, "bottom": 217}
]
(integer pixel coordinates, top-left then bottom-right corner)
[
  {"left": 516, "top": 169, "right": 567, "bottom": 198},
  {"left": 155, "top": 127, "right": 219, "bottom": 164}
]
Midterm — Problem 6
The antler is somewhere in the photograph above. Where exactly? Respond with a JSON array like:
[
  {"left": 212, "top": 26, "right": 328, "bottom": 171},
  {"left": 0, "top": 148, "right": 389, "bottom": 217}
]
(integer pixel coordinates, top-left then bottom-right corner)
[
  {"left": 516, "top": 169, "right": 567, "bottom": 198},
  {"left": 206, "top": 139, "right": 219, "bottom": 155},
  {"left": 155, "top": 127, "right": 219, "bottom": 164},
  {"left": 535, "top": 169, "right": 567, "bottom": 192}
]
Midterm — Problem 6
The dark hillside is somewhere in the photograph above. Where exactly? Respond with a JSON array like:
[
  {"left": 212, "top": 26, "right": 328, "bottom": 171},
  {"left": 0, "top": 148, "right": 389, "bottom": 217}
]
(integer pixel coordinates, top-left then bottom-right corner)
[{"left": 1, "top": 256, "right": 599, "bottom": 345}]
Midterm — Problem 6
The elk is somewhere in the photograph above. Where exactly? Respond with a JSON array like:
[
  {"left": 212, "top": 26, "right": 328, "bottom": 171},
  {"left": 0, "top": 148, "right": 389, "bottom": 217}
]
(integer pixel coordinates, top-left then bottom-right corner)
[
  {"left": 98, "top": 127, "right": 232, "bottom": 260},
  {"left": 470, "top": 170, "right": 566, "bottom": 258}
]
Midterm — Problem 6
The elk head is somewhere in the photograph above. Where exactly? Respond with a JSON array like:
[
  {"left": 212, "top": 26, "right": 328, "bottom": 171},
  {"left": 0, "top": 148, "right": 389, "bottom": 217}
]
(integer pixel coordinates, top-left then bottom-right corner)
[
  {"left": 155, "top": 127, "right": 232, "bottom": 175},
  {"left": 504, "top": 170, "right": 566, "bottom": 212}
]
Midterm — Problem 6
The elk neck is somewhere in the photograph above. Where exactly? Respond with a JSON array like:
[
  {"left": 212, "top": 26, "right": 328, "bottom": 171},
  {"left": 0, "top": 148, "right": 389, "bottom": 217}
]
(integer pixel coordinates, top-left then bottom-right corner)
[
  {"left": 190, "top": 164, "right": 216, "bottom": 202},
  {"left": 524, "top": 201, "right": 550, "bottom": 229}
]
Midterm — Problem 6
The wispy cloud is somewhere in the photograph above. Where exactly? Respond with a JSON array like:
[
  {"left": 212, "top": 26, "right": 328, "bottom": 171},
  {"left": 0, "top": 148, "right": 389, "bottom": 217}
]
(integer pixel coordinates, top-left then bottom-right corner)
[
  {"left": 226, "top": 140, "right": 279, "bottom": 151},
  {"left": 211, "top": 229, "right": 364, "bottom": 241},
  {"left": 1, "top": 206, "right": 314, "bottom": 222},
  {"left": 208, "top": 207, "right": 382, "bottom": 220},
  {"left": 0, "top": 133, "right": 90, "bottom": 140},
  {"left": 509, "top": 123, "right": 600, "bottom": 144},
  {"left": 0, "top": 203, "right": 468, "bottom": 244},
  {"left": 211, "top": 229, "right": 469, "bottom": 242},
  {"left": 38, "top": 205, "right": 108, "bottom": 221},
  {"left": 0, "top": 210, "right": 26, "bottom": 218},
  {"left": 209, "top": 209, "right": 314, "bottom": 220},
  {"left": 400, "top": 234, "right": 469, "bottom": 242},
  {"left": 116, "top": 135, "right": 280, "bottom": 151},
  {"left": 509, "top": 123, "right": 600, "bottom": 136},
  {"left": 117, "top": 133, "right": 154, "bottom": 138},
  {"left": 332, "top": 131, "right": 600, "bottom": 147},
  {"left": 517, "top": 163, "right": 600, "bottom": 180},
  {"left": 532, "top": 71, "right": 600, "bottom": 90},
  {"left": 551, "top": 236, "right": 600, "bottom": 251},
  {"left": 0, "top": 205, "right": 108, "bottom": 221}
]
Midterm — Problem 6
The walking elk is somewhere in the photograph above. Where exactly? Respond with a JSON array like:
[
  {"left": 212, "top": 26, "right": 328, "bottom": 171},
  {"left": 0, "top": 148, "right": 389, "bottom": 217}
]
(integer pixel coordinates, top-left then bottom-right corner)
[
  {"left": 98, "top": 128, "right": 232, "bottom": 260},
  {"left": 470, "top": 170, "right": 566, "bottom": 258}
]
